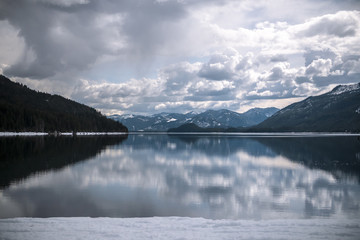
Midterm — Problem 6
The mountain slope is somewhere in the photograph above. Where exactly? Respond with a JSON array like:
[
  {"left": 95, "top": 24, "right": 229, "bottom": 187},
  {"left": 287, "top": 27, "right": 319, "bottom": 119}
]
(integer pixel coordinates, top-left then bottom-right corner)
[
  {"left": 109, "top": 112, "right": 191, "bottom": 131},
  {"left": 252, "top": 83, "right": 360, "bottom": 132},
  {"left": 241, "top": 107, "right": 280, "bottom": 126},
  {"left": 189, "top": 109, "right": 245, "bottom": 128},
  {"left": 0, "top": 75, "right": 127, "bottom": 132},
  {"left": 110, "top": 108, "right": 279, "bottom": 131}
]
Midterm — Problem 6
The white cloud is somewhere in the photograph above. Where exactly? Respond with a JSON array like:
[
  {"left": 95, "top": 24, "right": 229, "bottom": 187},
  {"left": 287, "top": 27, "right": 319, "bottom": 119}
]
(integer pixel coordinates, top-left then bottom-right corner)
[
  {"left": 296, "top": 11, "right": 360, "bottom": 38},
  {"left": 292, "top": 82, "right": 318, "bottom": 96},
  {"left": 198, "top": 49, "right": 240, "bottom": 81},
  {"left": 0, "top": 0, "right": 359, "bottom": 115},
  {"left": 305, "top": 59, "right": 333, "bottom": 77}
]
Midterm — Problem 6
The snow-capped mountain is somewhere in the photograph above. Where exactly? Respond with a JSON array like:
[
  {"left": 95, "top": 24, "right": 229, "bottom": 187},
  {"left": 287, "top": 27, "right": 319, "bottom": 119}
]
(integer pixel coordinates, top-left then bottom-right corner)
[
  {"left": 329, "top": 82, "right": 360, "bottom": 95},
  {"left": 253, "top": 82, "right": 360, "bottom": 132},
  {"left": 189, "top": 109, "right": 245, "bottom": 128},
  {"left": 109, "top": 108, "right": 279, "bottom": 131}
]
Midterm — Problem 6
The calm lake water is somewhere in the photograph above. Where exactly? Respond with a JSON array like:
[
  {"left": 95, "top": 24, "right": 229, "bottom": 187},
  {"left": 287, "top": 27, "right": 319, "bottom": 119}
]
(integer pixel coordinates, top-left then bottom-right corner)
[{"left": 1, "top": 134, "right": 360, "bottom": 220}]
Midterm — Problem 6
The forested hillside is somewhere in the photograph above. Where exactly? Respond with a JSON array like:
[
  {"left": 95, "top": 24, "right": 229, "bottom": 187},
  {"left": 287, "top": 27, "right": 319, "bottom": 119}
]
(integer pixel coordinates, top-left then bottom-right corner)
[
  {"left": 0, "top": 75, "right": 127, "bottom": 132},
  {"left": 251, "top": 83, "right": 360, "bottom": 132}
]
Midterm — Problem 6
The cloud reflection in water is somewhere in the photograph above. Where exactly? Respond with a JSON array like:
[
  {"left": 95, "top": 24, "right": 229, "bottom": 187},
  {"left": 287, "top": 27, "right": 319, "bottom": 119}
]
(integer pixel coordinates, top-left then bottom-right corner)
[{"left": 1, "top": 135, "right": 359, "bottom": 219}]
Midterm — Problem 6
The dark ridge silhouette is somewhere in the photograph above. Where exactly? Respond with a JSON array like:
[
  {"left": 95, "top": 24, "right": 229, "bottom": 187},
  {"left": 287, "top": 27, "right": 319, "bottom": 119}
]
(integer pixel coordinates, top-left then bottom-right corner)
[{"left": 0, "top": 75, "right": 127, "bottom": 132}]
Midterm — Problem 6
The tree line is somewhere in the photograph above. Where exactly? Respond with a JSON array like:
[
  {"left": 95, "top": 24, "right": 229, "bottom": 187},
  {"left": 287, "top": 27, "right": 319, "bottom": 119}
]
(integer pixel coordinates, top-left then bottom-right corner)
[{"left": 0, "top": 75, "right": 127, "bottom": 132}]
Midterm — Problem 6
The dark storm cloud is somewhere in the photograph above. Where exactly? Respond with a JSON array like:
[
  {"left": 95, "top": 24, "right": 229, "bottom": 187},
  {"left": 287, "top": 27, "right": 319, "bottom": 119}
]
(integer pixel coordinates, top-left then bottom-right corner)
[
  {"left": 268, "top": 66, "right": 284, "bottom": 81},
  {"left": 119, "top": 1, "right": 186, "bottom": 57},
  {"left": 245, "top": 92, "right": 297, "bottom": 100},
  {"left": 295, "top": 76, "right": 310, "bottom": 84},
  {"left": 313, "top": 73, "right": 360, "bottom": 87},
  {"left": 198, "top": 51, "right": 240, "bottom": 81},
  {"left": 163, "top": 62, "right": 197, "bottom": 93},
  {"left": 0, "top": 0, "right": 188, "bottom": 79},
  {"left": 185, "top": 87, "right": 235, "bottom": 101},
  {"left": 198, "top": 64, "right": 234, "bottom": 81},
  {"left": 1, "top": 0, "right": 102, "bottom": 78}
]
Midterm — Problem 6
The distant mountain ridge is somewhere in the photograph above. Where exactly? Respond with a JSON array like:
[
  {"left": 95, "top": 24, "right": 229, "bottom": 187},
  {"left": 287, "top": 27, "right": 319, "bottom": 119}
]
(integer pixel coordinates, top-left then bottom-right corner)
[
  {"left": 250, "top": 82, "right": 360, "bottom": 132},
  {"left": 0, "top": 75, "right": 128, "bottom": 132},
  {"left": 169, "top": 83, "right": 360, "bottom": 133},
  {"left": 109, "top": 107, "right": 279, "bottom": 131}
]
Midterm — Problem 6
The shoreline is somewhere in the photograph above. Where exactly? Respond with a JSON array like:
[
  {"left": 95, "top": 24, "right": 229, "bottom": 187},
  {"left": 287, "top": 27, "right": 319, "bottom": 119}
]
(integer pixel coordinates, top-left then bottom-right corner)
[
  {"left": 0, "top": 132, "right": 128, "bottom": 137},
  {"left": 129, "top": 131, "right": 360, "bottom": 137},
  {"left": 0, "top": 131, "right": 359, "bottom": 137}
]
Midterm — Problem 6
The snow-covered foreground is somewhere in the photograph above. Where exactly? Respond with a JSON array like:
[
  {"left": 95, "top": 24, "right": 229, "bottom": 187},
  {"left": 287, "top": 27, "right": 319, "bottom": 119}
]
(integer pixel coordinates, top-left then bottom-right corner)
[{"left": 0, "top": 217, "right": 359, "bottom": 240}]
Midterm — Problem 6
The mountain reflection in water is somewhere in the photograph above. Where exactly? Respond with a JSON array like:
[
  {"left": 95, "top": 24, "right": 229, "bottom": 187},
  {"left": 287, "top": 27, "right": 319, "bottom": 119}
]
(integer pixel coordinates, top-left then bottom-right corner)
[{"left": 0, "top": 134, "right": 359, "bottom": 220}]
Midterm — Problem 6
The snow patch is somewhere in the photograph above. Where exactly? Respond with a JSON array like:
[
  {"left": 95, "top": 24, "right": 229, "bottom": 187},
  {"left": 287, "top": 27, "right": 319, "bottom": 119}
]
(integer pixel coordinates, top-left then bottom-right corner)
[
  {"left": 356, "top": 107, "right": 360, "bottom": 114},
  {"left": 330, "top": 83, "right": 360, "bottom": 95},
  {"left": 123, "top": 114, "right": 134, "bottom": 119},
  {"left": 0, "top": 217, "right": 359, "bottom": 240},
  {"left": 186, "top": 111, "right": 199, "bottom": 116},
  {"left": 167, "top": 118, "right": 177, "bottom": 122}
]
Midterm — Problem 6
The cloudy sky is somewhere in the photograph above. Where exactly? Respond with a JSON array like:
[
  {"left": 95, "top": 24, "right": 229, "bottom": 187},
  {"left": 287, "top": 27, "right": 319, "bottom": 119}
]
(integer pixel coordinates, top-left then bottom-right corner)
[{"left": 0, "top": 0, "right": 360, "bottom": 115}]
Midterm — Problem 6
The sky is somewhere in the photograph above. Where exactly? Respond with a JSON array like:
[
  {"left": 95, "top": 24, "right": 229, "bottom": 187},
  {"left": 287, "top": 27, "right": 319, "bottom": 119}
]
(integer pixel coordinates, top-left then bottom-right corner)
[{"left": 0, "top": 0, "right": 360, "bottom": 115}]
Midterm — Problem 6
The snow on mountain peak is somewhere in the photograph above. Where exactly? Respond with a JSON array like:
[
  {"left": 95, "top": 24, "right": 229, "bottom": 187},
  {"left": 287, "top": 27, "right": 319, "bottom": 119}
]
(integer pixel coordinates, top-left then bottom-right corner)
[
  {"left": 110, "top": 107, "right": 280, "bottom": 131},
  {"left": 123, "top": 114, "right": 134, "bottom": 119},
  {"left": 330, "top": 83, "right": 360, "bottom": 95},
  {"left": 186, "top": 111, "right": 199, "bottom": 115}
]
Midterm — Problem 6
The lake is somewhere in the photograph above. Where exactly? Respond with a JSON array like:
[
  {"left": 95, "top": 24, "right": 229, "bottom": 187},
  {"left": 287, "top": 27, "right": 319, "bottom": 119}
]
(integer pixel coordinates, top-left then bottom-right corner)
[{"left": 1, "top": 133, "right": 360, "bottom": 220}]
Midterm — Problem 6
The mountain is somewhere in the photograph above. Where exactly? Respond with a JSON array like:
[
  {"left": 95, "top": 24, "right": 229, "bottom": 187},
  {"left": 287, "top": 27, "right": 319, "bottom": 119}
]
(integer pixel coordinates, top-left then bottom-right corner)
[
  {"left": 110, "top": 108, "right": 279, "bottom": 131},
  {"left": 252, "top": 83, "right": 360, "bottom": 132},
  {"left": 241, "top": 107, "right": 280, "bottom": 126},
  {"left": 189, "top": 108, "right": 279, "bottom": 128},
  {"left": 189, "top": 109, "right": 244, "bottom": 128},
  {"left": 109, "top": 112, "right": 191, "bottom": 131},
  {"left": 0, "top": 75, "right": 127, "bottom": 132},
  {"left": 167, "top": 123, "right": 214, "bottom": 132}
]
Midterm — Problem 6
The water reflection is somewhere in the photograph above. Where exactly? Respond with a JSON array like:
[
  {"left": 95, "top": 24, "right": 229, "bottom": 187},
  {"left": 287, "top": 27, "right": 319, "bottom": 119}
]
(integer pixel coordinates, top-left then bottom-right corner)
[
  {"left": 0, "top": 136, "right": 128, "bottom": 188},
  {"left": 0, "top": 134, "right": 359, "bottom": 220}
]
